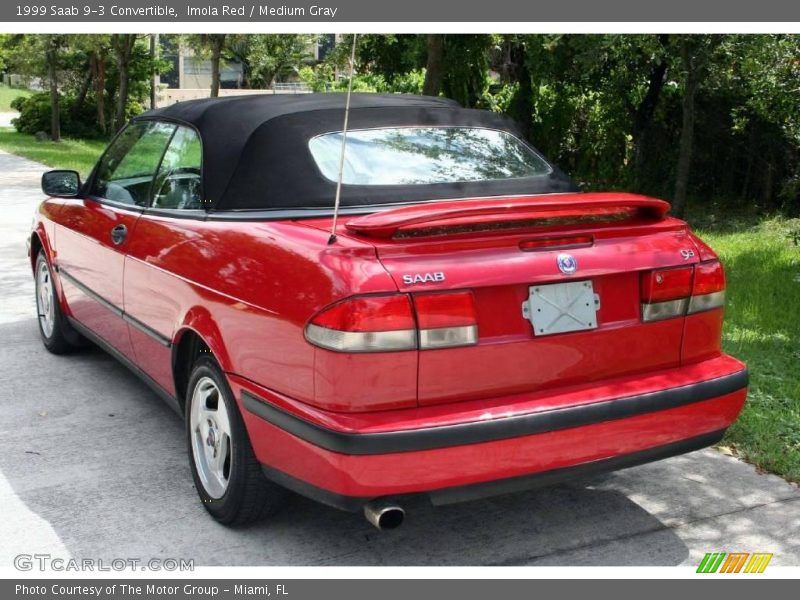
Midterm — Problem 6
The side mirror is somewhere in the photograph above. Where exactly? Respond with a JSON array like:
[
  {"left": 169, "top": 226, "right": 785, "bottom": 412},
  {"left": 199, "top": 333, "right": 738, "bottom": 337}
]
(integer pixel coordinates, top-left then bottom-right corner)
[{"left": 42, "top": 170, "right": 81, "bottom": 198}]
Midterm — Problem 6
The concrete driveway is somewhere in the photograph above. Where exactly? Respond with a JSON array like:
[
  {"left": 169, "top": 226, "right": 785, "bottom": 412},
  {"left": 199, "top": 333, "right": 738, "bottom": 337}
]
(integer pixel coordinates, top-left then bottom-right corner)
[{"left": 0, "top": 149, "right": 798, "bottom": 567}]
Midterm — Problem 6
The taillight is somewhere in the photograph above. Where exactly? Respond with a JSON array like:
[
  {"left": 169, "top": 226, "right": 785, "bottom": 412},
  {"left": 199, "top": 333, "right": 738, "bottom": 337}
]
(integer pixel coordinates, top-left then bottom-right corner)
[
  {"left": 641, "top": 266, "right": 693, "bottom": 302},
  {"left": 688, "top": 260, "right": 726, "bottom": 314},
  {"left": 641, "top": 260, "right": 725, "bottom": 322},
  {"left": 640, "top": 266, "right": 692, "bottom": 321},
  {"left": 413, "top": 291, "right": 478, "bottom": 349},
  {"left": 305, "top": 295, "right": 417, "bottom": 352},
  {"left": 305, "top": 291, "right": 478, "bottom": 352}
]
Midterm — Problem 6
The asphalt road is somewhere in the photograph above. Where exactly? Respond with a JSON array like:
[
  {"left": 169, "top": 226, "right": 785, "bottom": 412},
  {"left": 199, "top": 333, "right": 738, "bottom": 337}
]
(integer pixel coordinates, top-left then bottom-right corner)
[{"left": 0, "top": 149, "right": 798, "bottom": 567}]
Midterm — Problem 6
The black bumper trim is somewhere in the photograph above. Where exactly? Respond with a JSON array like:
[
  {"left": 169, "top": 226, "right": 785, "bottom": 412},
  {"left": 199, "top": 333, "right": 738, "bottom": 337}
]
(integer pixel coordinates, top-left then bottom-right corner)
[
  {"left": 242, "top": 369, "right": 747, "bottom": 456},
  {"left": 59, "top": 267, "right": 172, "bottom": 347},
  {"left": 261, "top": 428, "right": 727, "bottom": 512}
]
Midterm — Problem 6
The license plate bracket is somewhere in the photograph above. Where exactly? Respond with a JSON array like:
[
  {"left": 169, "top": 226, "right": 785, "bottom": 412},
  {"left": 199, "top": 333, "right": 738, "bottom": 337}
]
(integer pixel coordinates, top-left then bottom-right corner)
[{"left": 522, "top": 280, "right": 599, "bottom": 336}]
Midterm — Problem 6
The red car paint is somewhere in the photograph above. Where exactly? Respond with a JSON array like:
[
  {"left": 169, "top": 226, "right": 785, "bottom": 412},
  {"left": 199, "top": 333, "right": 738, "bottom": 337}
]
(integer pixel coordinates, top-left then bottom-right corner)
[{"left": 31, "top": 189, "right": 747, "bottom": 509}]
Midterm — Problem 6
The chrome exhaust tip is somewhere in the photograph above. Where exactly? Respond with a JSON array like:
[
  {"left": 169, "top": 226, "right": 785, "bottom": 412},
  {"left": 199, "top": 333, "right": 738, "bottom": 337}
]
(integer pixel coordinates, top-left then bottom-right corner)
[{"left": 363, "top": 500, "right": 405, "bottom": 530}]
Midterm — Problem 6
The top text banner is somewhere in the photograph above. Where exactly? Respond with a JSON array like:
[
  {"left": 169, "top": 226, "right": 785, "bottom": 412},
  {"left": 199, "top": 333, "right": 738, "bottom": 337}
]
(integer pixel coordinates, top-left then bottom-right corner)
[{"left": 1, "top": 0, "right": 800, "bottom": 22}]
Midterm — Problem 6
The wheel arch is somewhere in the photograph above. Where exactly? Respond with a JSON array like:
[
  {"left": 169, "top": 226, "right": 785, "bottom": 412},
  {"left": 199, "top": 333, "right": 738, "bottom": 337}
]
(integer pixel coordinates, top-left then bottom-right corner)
[
  {"left": 171, "top": 307, "right": 233, "bottom": 413},
  {"left": 29, "top": 226, "right": 54, "bottom": 272},
  {"left": 31, "top": 228, "right": 71, "bottom": 314}
]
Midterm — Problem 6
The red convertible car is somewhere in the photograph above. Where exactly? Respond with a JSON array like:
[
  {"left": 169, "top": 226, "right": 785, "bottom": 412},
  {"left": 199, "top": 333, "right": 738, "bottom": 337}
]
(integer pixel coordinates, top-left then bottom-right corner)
[{"left": 30, "top": 94, "right": 747, "bottom": 529}]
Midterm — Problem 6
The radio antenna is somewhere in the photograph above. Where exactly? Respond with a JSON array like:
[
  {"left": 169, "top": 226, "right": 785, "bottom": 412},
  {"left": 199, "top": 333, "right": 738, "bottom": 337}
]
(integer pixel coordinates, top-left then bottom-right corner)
[{"left": 328, "top": 33, "right": 358, "bottom": 245}]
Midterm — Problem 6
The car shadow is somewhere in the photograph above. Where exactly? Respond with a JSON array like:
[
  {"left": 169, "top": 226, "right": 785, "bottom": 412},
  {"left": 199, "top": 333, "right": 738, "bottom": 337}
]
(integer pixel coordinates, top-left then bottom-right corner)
[{"left": 0, "top": 317, "right": 695, "bottom": 567}]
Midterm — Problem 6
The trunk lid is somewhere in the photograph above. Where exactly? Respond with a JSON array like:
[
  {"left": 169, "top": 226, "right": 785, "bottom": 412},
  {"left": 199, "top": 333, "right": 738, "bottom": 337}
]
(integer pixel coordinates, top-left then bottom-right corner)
[{"left": 307, "top": 193, "right": 701, "bottom": 407}]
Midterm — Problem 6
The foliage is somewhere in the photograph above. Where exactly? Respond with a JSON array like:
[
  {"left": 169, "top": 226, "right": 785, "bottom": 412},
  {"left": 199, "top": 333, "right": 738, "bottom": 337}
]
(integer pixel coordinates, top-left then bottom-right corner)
[
  {"left": 240, "top": 34, "right": 318, "bottom": 87},
  {"left": 2, "top": 34, "right": 165, "bottom": 136},
  {"left": 299, "top": 64, "right": 425, "bottom": 95},
  {"left": 477, "top": 34, "right": 800, "bottom": 215},
  {"left": 184, "top": 34, "right": 319, "bottom": 89},
  {"left": 1, "top": 33, "right": 798, "bottom": 213},
  {"left": 11, "top": 92, "right": 140, "bottom": 138},
  {"left": 0, "top": 33, "right": 8, "bottom": 72}
]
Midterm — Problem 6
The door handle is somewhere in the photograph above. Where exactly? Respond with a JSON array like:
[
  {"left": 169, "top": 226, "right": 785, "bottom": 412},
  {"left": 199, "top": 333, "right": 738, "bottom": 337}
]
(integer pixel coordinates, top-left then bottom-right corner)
[{"left": 110, "top": 224, "right": 128, "bottom": 246}]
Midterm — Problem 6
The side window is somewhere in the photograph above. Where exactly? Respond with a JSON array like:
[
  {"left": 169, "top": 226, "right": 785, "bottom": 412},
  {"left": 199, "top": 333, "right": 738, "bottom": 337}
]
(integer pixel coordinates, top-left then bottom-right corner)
[
  {"left": 151, "top": 126, "right": 203, "bottom": 210},
  {"left": 90, "top": 121, "right": 176, "bottom": 207}
]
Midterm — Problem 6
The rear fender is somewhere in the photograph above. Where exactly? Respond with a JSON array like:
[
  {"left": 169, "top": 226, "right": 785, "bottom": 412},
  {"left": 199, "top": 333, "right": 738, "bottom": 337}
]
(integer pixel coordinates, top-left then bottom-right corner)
[{"left": 174, "top": 307, "right": 233, "bottom": 373}]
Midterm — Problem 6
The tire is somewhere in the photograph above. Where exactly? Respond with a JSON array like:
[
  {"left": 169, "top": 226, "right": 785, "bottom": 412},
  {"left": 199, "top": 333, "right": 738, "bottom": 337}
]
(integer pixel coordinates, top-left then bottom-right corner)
[
  {"left": 34, "top": 250, "right": 84, "bottom": 354},
  {"left": 186, "top": 355, "right": 288, "bottom": 525}
]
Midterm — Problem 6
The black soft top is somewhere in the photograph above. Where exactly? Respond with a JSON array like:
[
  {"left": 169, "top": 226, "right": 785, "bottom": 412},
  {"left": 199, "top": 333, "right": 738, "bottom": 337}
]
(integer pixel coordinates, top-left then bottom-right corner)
[{"left": 137, "top": 93, "right": 576, "bottom": 212}]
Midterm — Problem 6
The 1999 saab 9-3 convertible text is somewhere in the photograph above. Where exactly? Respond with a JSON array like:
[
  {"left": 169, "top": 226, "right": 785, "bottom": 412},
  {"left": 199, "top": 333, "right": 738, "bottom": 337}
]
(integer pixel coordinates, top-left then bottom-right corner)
[{"left": 29, "top": 94, "right": 748, "bottom": 529}]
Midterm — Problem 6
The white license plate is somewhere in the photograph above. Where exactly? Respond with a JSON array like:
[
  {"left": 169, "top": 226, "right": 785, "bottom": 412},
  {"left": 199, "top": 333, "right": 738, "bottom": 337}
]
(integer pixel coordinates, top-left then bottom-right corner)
[{"left": 523, "top": 280, "right": 599, "bottom": 336}]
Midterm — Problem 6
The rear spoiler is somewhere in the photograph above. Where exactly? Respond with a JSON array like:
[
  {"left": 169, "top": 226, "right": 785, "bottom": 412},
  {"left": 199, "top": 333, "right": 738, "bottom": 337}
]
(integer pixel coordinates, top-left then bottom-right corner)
[{"left": 345, "top": 193, "right": 671, "bottom": 239}]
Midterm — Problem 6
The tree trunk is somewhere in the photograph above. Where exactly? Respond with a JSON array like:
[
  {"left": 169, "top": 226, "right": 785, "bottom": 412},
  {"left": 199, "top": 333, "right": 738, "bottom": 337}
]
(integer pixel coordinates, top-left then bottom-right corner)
[
  {"left": 762, "top": 151, "right": 775, "bottom": 207},
  {"left": 422, "top": 34, "right": 444, "bottom": 97},
  {"left": 150, "top": 33, "right": 159, "bottom": 109},
  {"left": 241, "top": 62, "right": 251, "bottom": 89},
  {"left": 631, "top": 35, "right": 669, "bottom": 188},
  {"left": 46, "top": 39, "right": 60, "bottom": 142},
  {"left": 112, "top": 34, "right": 136, "bottom": 132},
  {"left": 210, "top": 34, "right": 226, "bottom": 97},
  {"left": 507, "top": 39, "right": 533, "bottom": 140},
  {"left": 72, "top": 65, "right": 93, "bottom": 117},
  {"left": 90, "top": 51, "right": 107, "bottom": 134},
  {"left": 740, "top": 126, "right": 756, "bottom": 200},
  {"left": 672, "top": 44, "right": 701, "bottom": 219}
]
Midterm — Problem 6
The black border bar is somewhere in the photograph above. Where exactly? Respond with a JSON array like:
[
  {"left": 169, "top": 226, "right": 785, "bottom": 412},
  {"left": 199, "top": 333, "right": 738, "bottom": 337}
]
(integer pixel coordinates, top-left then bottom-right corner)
[
  {"left": 242, "top": 369, "right": 748, "bottom": 455},
  {"left": 1, "top": 1, "right": 799, "bottom": 22}
]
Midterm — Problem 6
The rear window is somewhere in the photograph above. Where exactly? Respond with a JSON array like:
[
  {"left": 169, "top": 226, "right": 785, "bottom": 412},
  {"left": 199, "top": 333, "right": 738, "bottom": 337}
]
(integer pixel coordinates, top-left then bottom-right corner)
[{"left": 308, "top": 127, "right": 552, "bottom": 186}]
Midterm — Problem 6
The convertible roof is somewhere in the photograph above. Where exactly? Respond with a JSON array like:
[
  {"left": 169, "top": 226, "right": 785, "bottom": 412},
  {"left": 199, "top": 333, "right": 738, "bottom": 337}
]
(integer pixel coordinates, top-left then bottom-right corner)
[{"left": 136, "top": 93, "right": 576, "bottom": 212}]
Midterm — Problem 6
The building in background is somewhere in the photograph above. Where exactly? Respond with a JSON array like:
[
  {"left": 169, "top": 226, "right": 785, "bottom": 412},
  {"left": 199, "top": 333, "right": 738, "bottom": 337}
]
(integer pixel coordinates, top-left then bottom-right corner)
[{"left": 156, "top": 34, "right": 336, "bottom": 105}]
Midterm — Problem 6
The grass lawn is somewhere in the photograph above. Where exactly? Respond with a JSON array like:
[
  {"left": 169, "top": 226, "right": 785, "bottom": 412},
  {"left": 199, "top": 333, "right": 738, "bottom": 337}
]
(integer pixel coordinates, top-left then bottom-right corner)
[
  {"left": 693, "top": 214, "right": 800, "bottom": 483},
  {"left": 0, "top": 128, "right": 105, "bottom": 178},
  {"left": 0, "top": 84, "right": 32, "bottom": 111}
]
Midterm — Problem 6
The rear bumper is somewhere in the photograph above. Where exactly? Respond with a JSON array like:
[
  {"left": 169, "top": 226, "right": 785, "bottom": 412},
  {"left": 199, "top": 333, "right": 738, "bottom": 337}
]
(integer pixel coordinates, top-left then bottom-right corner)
[
  {"left": 231, "top": 354, "right": 747, "bottom": 510},
  {"left": 260, "top": 428, "right": 726, "bottom": 511}
]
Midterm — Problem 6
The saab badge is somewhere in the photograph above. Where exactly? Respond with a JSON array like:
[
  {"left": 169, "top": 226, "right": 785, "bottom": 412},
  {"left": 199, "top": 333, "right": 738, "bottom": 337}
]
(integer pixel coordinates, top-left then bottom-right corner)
[
  {"left": 402, "top": 272, "right": 446, "bottom": 285},
  {"left": 556, "top": 253, "right": 577, "bottom": 275}
]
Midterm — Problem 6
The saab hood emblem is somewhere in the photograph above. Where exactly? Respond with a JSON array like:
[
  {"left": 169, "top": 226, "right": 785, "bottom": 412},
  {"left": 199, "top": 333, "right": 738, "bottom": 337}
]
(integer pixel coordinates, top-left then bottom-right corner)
[{"left": 557, "top": 253, "right": 577, "bottom": 274}]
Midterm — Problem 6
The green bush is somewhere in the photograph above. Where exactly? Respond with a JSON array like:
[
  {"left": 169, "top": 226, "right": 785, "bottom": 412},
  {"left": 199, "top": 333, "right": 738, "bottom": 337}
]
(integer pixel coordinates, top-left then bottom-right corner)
[
  {"left": 12, "top": 92, "right": 103, "bottom": 138},
  {"left": 11, "top": 92, "right": 143, "bottom": 139}
]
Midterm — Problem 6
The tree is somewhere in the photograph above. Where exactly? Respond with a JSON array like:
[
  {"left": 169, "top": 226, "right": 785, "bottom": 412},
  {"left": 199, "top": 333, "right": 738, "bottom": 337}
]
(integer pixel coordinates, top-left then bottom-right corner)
[
  {"left": 111, "top": 34, "right": 137, "bottom": 132},
  {"left": 501, "top": 36, "right": 534, "bottom": 140},
  {"left": 208, "top": 34, "right": 225, "bottom": 96},
  {"left": 89, "top": 48, "right": 107, "bottom": 132},
  {"left": 672, "top": 36, "right": 718, "bottom": 218},
  {"left": 185, "top": 34, "right": 227, "bottom": 96},
  {"left": 0, "top": 34, "right": 8, "bottom": 73},
  {"left": 244, "top": 34, "right": 317, "bottom": 88},
  {"left": 629, "top": 35, "right": 670, "bottom": 187},
  {"left": 441, "top": 35, "right": 493, "bottom": 108},
  {"left": 45, "top": 36, "right": 64, "bottom": 141},
  {"left": 422, "top": 34, "right": 444, "bottom": 96},
  {"left": 726, "top": 34, "right": 800, "bottom": 212},
  {"left": 68, "top": 34, "right": 112, "bottom": 133}
]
